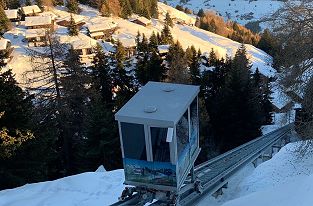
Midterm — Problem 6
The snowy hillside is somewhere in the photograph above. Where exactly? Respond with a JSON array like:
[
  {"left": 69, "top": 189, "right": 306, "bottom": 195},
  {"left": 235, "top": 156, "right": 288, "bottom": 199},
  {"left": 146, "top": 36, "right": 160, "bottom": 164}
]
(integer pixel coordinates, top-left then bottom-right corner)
[
  {"left": 4, "top": 2, "right": 276, "bottom": 85},
  {"left": 165, "top": 0, "right": 284, "bottom": 27},
  {"left": 1, "top": 140, "right": 312, "bottom": 206}
]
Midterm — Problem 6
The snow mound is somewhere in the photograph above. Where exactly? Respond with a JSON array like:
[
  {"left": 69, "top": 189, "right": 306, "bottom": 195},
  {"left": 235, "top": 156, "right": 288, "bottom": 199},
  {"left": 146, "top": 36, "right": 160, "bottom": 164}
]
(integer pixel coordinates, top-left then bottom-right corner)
[{"left": 0, "top": 170, "right": 125, "bottom": 206}]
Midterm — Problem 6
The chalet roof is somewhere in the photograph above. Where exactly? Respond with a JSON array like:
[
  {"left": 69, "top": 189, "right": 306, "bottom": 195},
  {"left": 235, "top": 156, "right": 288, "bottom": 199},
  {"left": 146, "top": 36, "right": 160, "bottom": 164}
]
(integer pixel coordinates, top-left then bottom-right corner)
[
  {"left": 58, "top": 33, "right": 97, "bottom": 50},
  {"left": 72, "top": 39, "right": 95, "bottom": 50},
  {"left": 25, "top": 16, "right": 52, "bottom": 27},
  {"left": 130, "top": 16, "right": 151, "bottom": 25},
  {"left": 4, "top": 9, "right": 18, "bottom": 19},
  {"left": 56, "top": 14, "right": 85, "bottom": 24},
  {"left": 21, "top": 5, "right": 42, "bottom": 15},
  {"left": 119, "top": 38, "right": 136, "bottom": 48},
  {"left": 39, "top": 11, "right": 58, "bottom": 20},
  {"left": 115, "top": 82, "right": 200, "bottom": 126},
  {"left": 87, "top": 21, "right": 117, "bottom": 33},
  {"left": 0, "top": 39, "right": 10, "bottom": 50},
  {"left": 25, "top": 28, "right": 46, "bottom": 38}
]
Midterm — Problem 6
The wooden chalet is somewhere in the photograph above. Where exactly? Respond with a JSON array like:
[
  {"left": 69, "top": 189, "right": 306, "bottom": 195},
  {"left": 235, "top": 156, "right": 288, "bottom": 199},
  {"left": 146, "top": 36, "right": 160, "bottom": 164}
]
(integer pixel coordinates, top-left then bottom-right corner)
[
  {"left": 25, "top": 28, "right": 48, "bottom": 47},
  {"left": 25, "top": 16, "right": 53, "bottom": 29},
  {"left": 4, "top": 9, "right": 20, "bottom": 22},
  {"left": 0, "top": 39, "right": 13, "bottom": 63},
  {"left": 129, "top": 16, "right": 151, "bottom": 27},
  {"left": 87, "top": 21, "right": 118, "bottom": 40}
]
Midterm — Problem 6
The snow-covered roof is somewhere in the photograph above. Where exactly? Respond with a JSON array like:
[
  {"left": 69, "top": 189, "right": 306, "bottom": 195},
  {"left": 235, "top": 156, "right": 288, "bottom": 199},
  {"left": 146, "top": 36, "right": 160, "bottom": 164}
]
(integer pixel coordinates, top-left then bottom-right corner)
[
  {"left": 25, "top": 16, "right": 52, "bottom": 27},
  {"left": 119, "top": 38, "right": 136, "bottom": 48},
  {"left": 56, "top": 14, "right": 85, "bottom": 24},
  {"left": 0, "top": 39, "right": 10, "bottom": 50},
  {"left": 4, "top": 9, "right": 18, "bottom": 19},
  {"left": 90, "top": 31, "right": 104, "bottom": 37},
  {"left": 115, "top": 81, "right": 200, "bottom": 126},
  {"left": 87, "top": 21, "right": 117, "bottom": 33},
  {"left": 130, "top": 16, "right": 151, "bottom": 25},
  {"left": 72, "top": 39, "right": 95, "bottom": 50},
  {"left": 59, "top": 33, "right": 97, "bottom": 50},
  {"left": 21, "top": 5, "right": 42, "bottom": 15},
  {"left": 39, "top": 11, "right": 58, "bottom": 20},
  {"left": 158, "top": 44, "right": 170, "bottom": 54},
  {"left": 25, "top": 28, "right": 46, "bottom": 38}
]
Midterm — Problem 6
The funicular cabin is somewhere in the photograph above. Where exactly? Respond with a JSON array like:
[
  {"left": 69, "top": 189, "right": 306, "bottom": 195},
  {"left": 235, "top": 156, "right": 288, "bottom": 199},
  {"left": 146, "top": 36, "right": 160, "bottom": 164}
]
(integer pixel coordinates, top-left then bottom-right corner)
[{"left": 115, "top": 82, "right": 200, "bottom": 194}]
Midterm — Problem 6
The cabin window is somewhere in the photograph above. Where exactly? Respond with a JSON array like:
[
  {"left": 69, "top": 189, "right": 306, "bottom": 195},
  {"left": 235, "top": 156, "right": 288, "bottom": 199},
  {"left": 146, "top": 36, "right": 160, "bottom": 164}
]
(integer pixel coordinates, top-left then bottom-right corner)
[
  {"left": 121, "top": 122, "right": 147, "bottom": 160},
  {"left": 177, "top": 110, "right": 189, "bottom": 157},
  {"left": 190, "top": 97, "right": 198, "bottom": 155},
  {"left": 150, "top": 127, "right": 171, "bottom": 162}
]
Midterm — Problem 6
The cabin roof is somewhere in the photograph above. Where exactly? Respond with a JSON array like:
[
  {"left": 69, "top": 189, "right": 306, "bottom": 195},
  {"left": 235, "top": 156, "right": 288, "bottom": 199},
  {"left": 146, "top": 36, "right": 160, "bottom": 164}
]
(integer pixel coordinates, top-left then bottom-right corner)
[
  {"left": 115, "top": 82, "right": 199, "bottom": 125},
  {"left": 4, "top": 9, "right": 18, "bottom": 19},
  {"left": 21, "top": 5, "right": 42, "bottom": 15},
  {"left": 0, "top": 39, "right": 10, "bottom": 50},
  {"left": 25, "top": 16, "right": 52, "bottom": 27},
  {"left": 87, "top": 21, "right": 117, "bottom": 33},
  {"left": 118, "top": 37, "right": 136, "bottom": 48},
  {"left": 56, "top": 14, "right": 85, "bottom": 24},
  {"left": 129, "top": 16, "right": 151, "bottom": 25},
  {"left": 25, "top": 28, "right": 46, "bottom": 38}
]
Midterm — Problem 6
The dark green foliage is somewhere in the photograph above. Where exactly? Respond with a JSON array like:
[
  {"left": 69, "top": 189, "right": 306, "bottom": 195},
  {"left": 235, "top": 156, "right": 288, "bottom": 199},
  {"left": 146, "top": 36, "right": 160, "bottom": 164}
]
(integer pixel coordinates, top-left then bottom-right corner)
[
  {"left": 0, "top": 69, "right": 37, "bottom": 190},
  {"left": 186, "top": 46, "right": 201, "bottom": 85},
  {"left": 197, "top": 8, "right": 205, "bottom": 17},
  {"left": 257, "top": 29, "right": 278, "bottom": 56},
  {"left": 135, "top": 32, "right": 166, "bottom": 85},
  {"left": 25, "top": 0, "right": 32, "bottom": 6},
  {"left": 160, "top": 24, "right": 173, "bottom": 45},
  {"left": 166, "top": 41, "right": 190, "bottom": 84},
  {"left": 165, "top": 12, "right": 173, "bottom": 28},
  {"left": 6, "top": 0, "right": 20, "bottom": 9},
  {"left": 85, "top": 45, "right": 122, "bottom": 170},
  {"left": 67, "top": 0, "right": 79, "bottom": 14},
  {"left": 0, "top": 5, "right": 10, "bottom": 34},
  {"left": 208, "top": 45, "right": 263, "bottom": 152},
  {"left": 59, "top": 48, "right": 91, "bottom": 175},
  {"left": 67, "top": 14, "right": 78, "bottom": 36},
  {"left": 119, "top": 0, "right": 132, "bottom": 18},
  {"left": 111, "top": 40, "right": 136, "bottom": 109}
]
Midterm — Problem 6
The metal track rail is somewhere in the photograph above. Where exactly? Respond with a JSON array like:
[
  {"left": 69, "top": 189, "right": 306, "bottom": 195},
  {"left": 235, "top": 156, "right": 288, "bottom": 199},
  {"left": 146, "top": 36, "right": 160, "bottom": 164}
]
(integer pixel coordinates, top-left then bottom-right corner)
[{"left": 111, "top": 124, "right": 294, "bottom": 206}]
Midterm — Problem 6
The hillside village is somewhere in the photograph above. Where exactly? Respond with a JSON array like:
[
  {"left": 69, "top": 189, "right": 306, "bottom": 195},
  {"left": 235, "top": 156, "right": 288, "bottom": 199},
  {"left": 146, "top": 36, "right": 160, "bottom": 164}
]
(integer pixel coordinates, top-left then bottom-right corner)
[{"left": 1, "top": 1, "right": 309, "bottom": 205}]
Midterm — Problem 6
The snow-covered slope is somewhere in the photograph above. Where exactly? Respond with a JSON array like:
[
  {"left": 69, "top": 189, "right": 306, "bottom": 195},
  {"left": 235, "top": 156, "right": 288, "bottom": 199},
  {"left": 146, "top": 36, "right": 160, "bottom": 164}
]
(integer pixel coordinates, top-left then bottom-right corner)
[
  {"left": 1, "top": 140, "right": 312, "bottom": 206},
  {"left": 0, "top": 169, "right": 125, "bottom": 206},
  {"left": 221, "top": 141, "right": 313, "bottom": 206},
  {"left": 165, "top": 0, "right": 283, "bottom": 26}
]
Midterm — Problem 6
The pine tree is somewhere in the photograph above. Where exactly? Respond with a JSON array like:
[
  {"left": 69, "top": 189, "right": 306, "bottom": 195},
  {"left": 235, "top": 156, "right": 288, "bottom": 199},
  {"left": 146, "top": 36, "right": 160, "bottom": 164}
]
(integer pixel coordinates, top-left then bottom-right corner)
[
  {"left": 0, "top": 5, "right": 11, "bottom": 34},
  {"left": 166, "top": 41, "right": 190, "bottom": 84},
  {"left": 0, "top": 68, "right": 36, "bottom": 189},
  {"left": 68, "top": 14, "right": 78, "bottom": 36},
  {"left": 197, "top": 8, "right": 205, "bottom": 17},
  {"left": 60, "top": 48, "right": 91, "bottom": 174},
  {"left": 188, "top": 45, "right": 201, "bottom": 85},
  {"left": 165, "top": 11, "right": 173, "bottom": 28},
  {"left": 111, "top": 40, "right": 135, "bottom": 109},
  {"left": 160, "top": 24, "right": 174, "bottom": 45},
  {"left": 67, "top": 0, "right": 79, "bottom": 14},
  {"left": 119, "top": 0, "right": 132, "bottom": 18},
  {"left": 25, "top": 0, "right": 32, "bottom": 6},
  {"left": 149, "top": 31, "right": 158, "bottom": 51},
  {"left": 257, "top": 29, "right": 278, "bottom": 56},
  {"left": 212, "top": 44, "right": 262, "bottom": 152}
]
